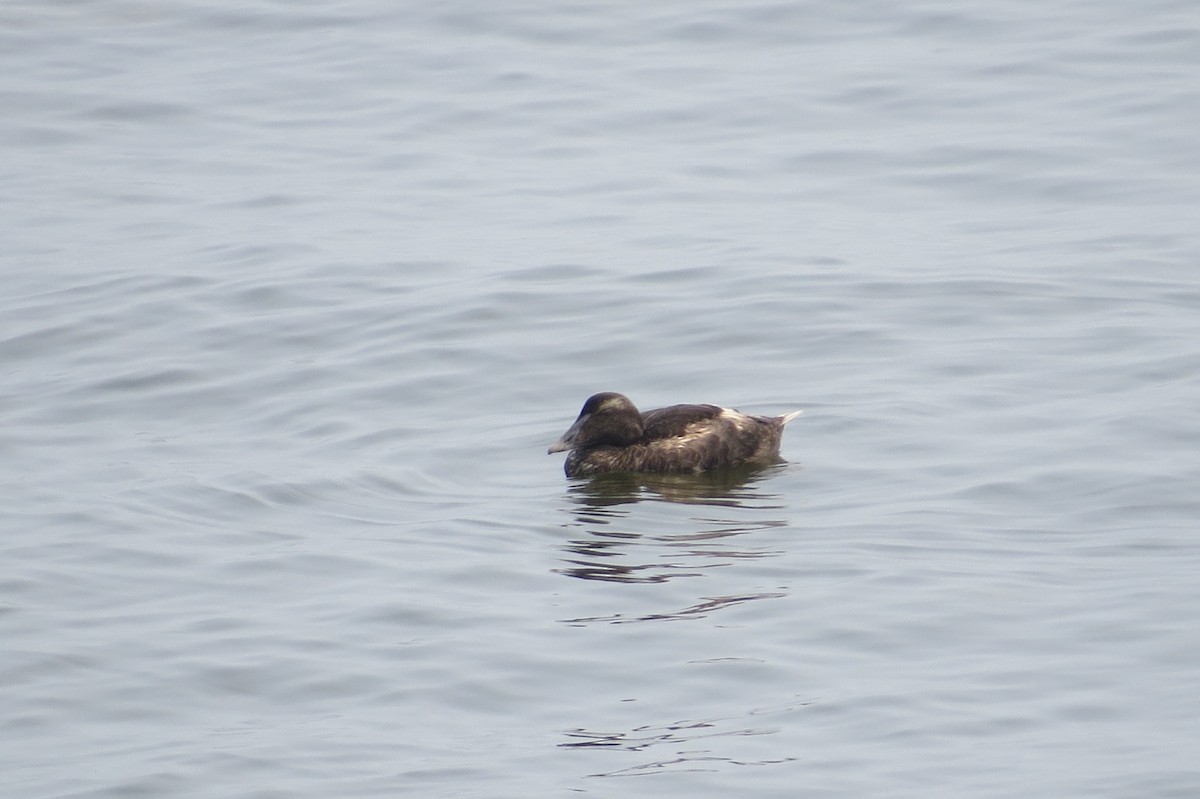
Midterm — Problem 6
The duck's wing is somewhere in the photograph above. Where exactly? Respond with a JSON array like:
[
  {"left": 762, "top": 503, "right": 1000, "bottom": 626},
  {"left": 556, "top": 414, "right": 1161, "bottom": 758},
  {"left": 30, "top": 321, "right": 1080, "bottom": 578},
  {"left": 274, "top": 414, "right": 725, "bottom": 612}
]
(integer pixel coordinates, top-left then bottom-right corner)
[{"left": 641, "top": 403, "right": 723, "bottom": 440}]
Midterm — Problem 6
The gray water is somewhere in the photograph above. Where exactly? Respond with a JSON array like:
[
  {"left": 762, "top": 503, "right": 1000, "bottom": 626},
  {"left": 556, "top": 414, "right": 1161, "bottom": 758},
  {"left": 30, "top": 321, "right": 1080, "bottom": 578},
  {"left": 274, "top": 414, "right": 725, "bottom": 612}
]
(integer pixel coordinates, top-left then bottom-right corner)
[{"left": 3, "top": 1, "right": 1199, "bottom": 797}]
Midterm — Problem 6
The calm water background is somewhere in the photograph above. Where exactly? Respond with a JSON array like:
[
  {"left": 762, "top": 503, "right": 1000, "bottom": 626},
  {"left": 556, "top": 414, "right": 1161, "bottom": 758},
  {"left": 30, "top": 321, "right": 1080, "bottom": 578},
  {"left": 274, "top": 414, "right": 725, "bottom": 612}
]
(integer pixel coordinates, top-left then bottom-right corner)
[{"left": 3, "top": 1, "right": 1199, "bottom": 797}]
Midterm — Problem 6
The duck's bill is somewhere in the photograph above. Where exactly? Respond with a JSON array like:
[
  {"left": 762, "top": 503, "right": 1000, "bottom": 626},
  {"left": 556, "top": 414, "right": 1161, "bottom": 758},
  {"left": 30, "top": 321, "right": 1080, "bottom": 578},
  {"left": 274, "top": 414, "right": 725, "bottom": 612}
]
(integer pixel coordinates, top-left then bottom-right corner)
[{"left": 547, "top": 415, "right": 586, "bottom": 454}]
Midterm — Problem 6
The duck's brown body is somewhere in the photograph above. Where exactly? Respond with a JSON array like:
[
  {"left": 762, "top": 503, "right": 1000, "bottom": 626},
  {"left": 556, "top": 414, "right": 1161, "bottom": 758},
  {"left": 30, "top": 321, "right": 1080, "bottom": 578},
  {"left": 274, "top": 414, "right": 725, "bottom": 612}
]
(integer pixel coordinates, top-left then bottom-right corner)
[{"left": 548, "top": 392, "right": 802, "bottom": 477}]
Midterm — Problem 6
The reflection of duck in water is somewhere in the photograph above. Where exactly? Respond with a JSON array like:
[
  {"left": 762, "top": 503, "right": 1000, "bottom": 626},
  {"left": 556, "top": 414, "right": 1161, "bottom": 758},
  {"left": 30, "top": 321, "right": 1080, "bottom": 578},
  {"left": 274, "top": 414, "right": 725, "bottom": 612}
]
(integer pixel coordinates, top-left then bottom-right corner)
[
  {"left": 548, "top": 392, "right": 803, "bottom": 478},
  {"left": 568, "top": 466, "right": 783, "bottom": 511}
]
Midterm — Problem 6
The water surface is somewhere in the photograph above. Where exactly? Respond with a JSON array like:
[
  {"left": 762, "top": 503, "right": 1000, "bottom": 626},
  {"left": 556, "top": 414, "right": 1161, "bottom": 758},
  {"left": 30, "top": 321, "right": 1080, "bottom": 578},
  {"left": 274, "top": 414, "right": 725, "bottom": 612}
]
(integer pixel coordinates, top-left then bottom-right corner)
[{"left": 3, "top": 1, "right": 1199, "bottom": 797}]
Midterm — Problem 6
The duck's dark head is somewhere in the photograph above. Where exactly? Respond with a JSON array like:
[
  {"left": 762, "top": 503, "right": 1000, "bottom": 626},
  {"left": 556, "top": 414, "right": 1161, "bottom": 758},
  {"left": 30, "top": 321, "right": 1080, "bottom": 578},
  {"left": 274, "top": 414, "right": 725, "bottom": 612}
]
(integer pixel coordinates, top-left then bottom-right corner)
[{"left": 548, "top": 392, "right": 644, "bottom": 454}]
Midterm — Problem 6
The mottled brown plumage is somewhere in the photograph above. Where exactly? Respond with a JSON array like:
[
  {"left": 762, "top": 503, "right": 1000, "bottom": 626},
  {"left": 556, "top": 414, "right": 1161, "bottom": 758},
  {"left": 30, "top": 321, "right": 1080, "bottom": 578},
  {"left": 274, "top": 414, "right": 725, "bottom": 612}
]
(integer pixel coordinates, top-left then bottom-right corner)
[{"left": 548, "top": 392, "right": 802, "bottom": 477}]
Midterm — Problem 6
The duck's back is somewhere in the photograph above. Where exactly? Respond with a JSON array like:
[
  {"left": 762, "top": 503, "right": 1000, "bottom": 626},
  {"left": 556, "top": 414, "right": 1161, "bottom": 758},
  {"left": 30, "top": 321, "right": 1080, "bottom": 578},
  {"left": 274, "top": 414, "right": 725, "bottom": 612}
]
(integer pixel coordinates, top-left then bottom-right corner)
[{"left": 641, "top": 403, "right": 723, "bottom": 440}]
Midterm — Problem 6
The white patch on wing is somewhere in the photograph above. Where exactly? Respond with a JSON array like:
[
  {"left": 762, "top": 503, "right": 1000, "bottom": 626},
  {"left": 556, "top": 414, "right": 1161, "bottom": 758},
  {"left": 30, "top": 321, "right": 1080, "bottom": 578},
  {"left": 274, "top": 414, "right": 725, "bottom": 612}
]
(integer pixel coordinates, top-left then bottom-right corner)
[
  {"left": 718, "top": 407, "right": 756, "bottom": 432},
  {"left": 654, "top": 408, "right": 761, "bottom": 453},
  {"left": 655, "top": 413, "right": 725, "bottom": 451}
]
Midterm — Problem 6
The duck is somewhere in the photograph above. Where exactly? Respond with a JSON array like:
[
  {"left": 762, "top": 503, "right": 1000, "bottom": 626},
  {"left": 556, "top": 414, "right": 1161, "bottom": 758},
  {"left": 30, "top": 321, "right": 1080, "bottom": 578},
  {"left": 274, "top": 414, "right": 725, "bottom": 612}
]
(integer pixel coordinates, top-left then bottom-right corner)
[{"left": 548, "top": 392, "right": 802, "bottom": 477}]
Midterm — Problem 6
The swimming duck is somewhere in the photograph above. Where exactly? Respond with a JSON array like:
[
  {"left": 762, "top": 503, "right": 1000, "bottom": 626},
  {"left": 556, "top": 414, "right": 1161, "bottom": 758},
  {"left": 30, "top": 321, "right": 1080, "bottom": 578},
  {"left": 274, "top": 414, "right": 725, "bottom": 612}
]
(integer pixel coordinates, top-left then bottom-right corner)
[{"left": 548, "top": 392, "right": 802, "bottom": 477}]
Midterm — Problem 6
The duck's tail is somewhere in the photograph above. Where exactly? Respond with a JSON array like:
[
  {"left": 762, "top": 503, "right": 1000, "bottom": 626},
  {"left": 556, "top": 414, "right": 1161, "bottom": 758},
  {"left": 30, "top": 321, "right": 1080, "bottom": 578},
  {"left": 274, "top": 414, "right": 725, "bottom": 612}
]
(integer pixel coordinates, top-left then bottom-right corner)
[{"left": 777, "top": 410, "right": 804, "bottom": 426}]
